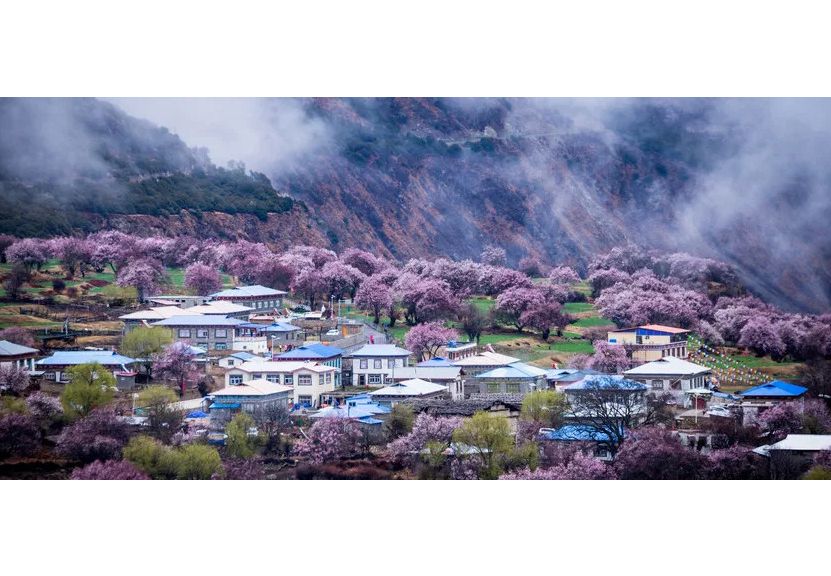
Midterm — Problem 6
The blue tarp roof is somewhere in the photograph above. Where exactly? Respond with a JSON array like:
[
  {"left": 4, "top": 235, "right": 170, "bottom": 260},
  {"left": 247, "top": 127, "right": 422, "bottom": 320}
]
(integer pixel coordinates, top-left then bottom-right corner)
[
  {"left": 539, "top": 424, "right": 620, "bottom": 443},
  {"left": 185, "top": 410, "right": 209, "bottom": 419},
  {"left": 739, "top": 380, "right": 807, "bottom": 398}
]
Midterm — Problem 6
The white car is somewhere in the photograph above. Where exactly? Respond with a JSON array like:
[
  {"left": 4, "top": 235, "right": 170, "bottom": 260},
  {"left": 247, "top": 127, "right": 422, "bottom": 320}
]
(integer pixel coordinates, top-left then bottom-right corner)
[{"left": 325, "top": 329, "right": 340, "bottom": 337}]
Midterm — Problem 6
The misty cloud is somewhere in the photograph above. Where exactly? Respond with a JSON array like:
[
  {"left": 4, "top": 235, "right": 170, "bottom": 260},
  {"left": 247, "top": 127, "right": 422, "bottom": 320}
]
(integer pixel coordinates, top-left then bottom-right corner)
[{"left": 109, "top": 98, "right": 334, "bottom": 174}]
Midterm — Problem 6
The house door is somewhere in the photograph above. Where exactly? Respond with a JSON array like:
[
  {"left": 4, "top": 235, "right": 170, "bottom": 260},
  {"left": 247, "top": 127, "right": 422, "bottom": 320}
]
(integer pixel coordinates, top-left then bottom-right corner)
[{"left": 359, "top": 374, "right": 366, "bottom": 386}]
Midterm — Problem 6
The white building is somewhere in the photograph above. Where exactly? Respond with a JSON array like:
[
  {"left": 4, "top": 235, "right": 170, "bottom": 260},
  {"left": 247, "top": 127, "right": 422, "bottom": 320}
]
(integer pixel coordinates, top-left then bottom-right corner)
[
  {"left": 387, "top": 365, "right": 465, "bottom": 400},
  {"left": 223, "top": 360, "right": 336, "bottom": 408},
  {"left": 623, "top": 356, "right": 711, "bottom": 395},
  {"left": 368, "top": 378, "right": 449, "bottom": 405},
  {"left": 350, "top": 344, "right": 412, "bottom": 386}
]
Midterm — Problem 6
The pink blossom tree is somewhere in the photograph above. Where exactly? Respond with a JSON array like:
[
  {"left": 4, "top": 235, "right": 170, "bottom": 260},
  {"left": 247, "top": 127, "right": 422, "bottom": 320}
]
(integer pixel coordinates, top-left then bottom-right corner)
[
  {"left": 153, "top": 343, "right": 201, "bottom": 397},
  {"left": 5, "top": 238, "right": 49, "bottom": 272},
  {"left": 414, "top": 279, "right": 460, "bottom": 323},
  {"left": 705, "top": 446, "right": 766, "bottom": 480},
  {"left": 319, "top": 260, "right": 366, "bottom": 301},
  {"left": 56, "top": 408, "right": 130, "bottom": 463},
  {"left": 405, "top": 322, "right": 458, "bottom": 361},
  {"left": 0, "top": 413, "right": 41, "bottom": 459},
  {"left": 88, "top": 231, "right": 141, "bottom": 274},
  {"left": 738, "top": 316, "right": 786, "bottom": 358},
  {"left": 340, "top": 248, "right": 385, "bottom": 276},
  {"left": 520, "top": 301, "right": 570, "bottom": 340},
  {"left": 548, "top": 265, "right": 580, "bottom": 285},
  {"left": 495, "top": 286, "right": 546, "bottom": 331},
  {"left": 587, "top": 267, "right": 630, "bottom": 297},
  {"left": 293, "top": 418, "right": 364, "bottom": 465},
  {"left": 184, "top": 262, "right": 222, "bottom": 296},
  {"left": 116, "top": 257, "right": 166, "bottom": 302},
  {"left": 70, "top": 459, "right": 149, "bottom": 480},
  {"left": 478, "top": 265, "right": 533, "bottom": 295},
  {"left": 518, "top": 256, "right": 544, "bottom": 277},
  {"left": 291, "top": 267, "right": 327, "bottom": 309},
  {"left": 26, "top": 391, "right": 63, "bottom": 429},
  {"left": 480, "top": 245, "right": 507, "bottom": 267},
  {"left": 614, "top": 427, "right": 707, "bottom": 479},
  {"left": 586, "top": 341, "right": 630, "bottom": 373},
  {"left": 0, "top": 365, "right": 30, "bottom": 395},
  {"left": 385, "top": 413, "right": 463, "bottom": 465},
  {"left": 500, "top": 452, "right": 617, "bottom": 480},
  {"left": 48, "top": 236, "right": 95, "bottom": 278},
  {"left": 354, "top": 274, "right": 394, "bottom": 324}
]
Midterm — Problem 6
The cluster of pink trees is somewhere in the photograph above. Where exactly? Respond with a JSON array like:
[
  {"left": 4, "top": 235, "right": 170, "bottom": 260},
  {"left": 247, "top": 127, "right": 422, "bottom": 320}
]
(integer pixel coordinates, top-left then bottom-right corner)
[
  {"left": 293, "top": 418, "right": 364, "bottom": 465},
  {"left": 405, "top": 323, "right": 458, "bottom": 361},
  {"left": 385, "top": 413, "right": 463, "bottom": 466}
]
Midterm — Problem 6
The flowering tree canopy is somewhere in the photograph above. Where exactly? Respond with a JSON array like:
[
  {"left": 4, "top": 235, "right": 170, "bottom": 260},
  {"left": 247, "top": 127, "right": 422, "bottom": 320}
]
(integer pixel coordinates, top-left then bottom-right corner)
[
  {"left": 548, "top": 265, "right": 580, "bottom": 285},
  {"left": 615, "top": 427, "right": 707, "bottom": 480},
  {"left": 116, "top": 257, "right": 166, "bottom": 301},
  {"left": 0, "top": 413, "right": 41, "bottom": 459},
  {"left": 184, "top": 262, "right": 222, "bottom": 296},
  {"left": 500, "top": 452, "right": 617, "bottom": 480},
  {"left": 0, "top": 364, "right": 30, "bottom": 395},
  {"left": 153, "top": 344, "right": 200, "bottom": 397},
  {"left": 738, "top": 316, "right": 786, "bottom": 358},
  {"left": 495, "top": 286, "right": 547, "bottom": 330},
  {"left": 354, "top": 274, "right": 394, "bottom": 324},
  {"left": 386, "top": 413, "right": 462, "bottom": 465},
  {"left": 56, "top": 408, "right": 130, "bottom": 463},
  {"left": 520, "top": 301, "right": 569, "bottom": 340},
  {"left": 5, "top": 238, "right": 49, "bottom": 271},
  {"left": 70, "top": 459, "right": 149, "bottom": 480},
  {"left": 586, "top": 341, "right": 630, "bottom": 373},
  {"left": 480, "top": 245, "right": 507, "bottom": 267},
  {"left": 294, "top": 418, "right": 364, "bottom": 465},
  {"left": 405, "top": 322, "right": 458, "bottom": 362}
]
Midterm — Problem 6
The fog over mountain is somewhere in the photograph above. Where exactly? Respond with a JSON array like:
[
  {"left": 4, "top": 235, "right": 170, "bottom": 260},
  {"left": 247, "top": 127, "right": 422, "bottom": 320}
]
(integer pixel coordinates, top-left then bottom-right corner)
[{"left": 3, "top": 98, "right": 831, "bottom": 313}]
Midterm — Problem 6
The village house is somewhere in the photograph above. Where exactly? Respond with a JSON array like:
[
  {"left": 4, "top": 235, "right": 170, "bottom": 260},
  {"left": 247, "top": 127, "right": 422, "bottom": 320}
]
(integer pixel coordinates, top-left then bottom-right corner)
[
  {"left": 208, "top": 378, "right": 294, "bottom": 425},
  {"left": 35, "top": 350, "right": 139, "bottom": 389},
  {"left": 438, "top": 340, "right": 478, "bottom": 362},
  {"left": 349, "top": 344, "right": 411, "bottom": 387},
  {"left": 753, "top": 434, "right": 831, "bottom": 479},
  {"left": 452, "top": 351, "right": 521, "bottom": 378},
  {"left": 275, "top": 343, "right": 344, "bottom": 387},
  {"left": 387, "top": 364, "right": 465, "bottom": 400},
  {"left": 223, "top": 359, "right": 337, "bottom": 408},
  {"left": 119, "top": 306, "right": 194, "bottom": 333},
  {"left": 739, "top": 380, "right": 808, "bottom": 426},
  {"left": 186, "top": 301, "right": 254, "bottom": 319},
  {"left": 562, "top": 374, "right": 649, "bottom": 423},
  {"left": 209, "top": 285, "right": 287, "bottom": 311},
  {"left": 310, "top": 394, "right": 391, "bottom": 425},
  {"left": 405, "top": 396, "right": 523, "bottom": 433},
  {"left": 623, "top": 356, "right": 711, "bottom": 396},
  {"left": 544, "top": 368, "right": 603, "bottom": 392},
  {"left": 607, "top": 324, "right": 691, "bottom": 363},
  {"left": 368, "top": 378, "right": 449, "bottom": 405},
  {"left": 152, "top": 315, "right": 245, "bottom": 351},
  {"left": 538, "top": 424, "right": 618, "bottom": 461},
  {"left": 236, "top": 321, "right": 302, "bottom": 354},
  {"left": 217, "top": 351, "right": 262, "bottom": 369},
  {"left": 473, "top": 362, "right": 547, "bottom": 396},
  {"left": 146, "top": 294, "right": 210, "bottom": 308},
  {"left": 0, "top": 340, "right": 40, "bottom": 372}
]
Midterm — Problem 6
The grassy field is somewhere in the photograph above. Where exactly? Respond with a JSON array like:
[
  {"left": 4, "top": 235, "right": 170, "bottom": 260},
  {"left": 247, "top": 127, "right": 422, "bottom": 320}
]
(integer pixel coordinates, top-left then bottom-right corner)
[
  {"left": 562, "top": 301, "right": 595, "bottom": 314},
  {"left": 570, "top": 316, "right": 614, "bottom": 328},
  {"left": 467, "top": 296, "right": 495, "bottom": 314}
]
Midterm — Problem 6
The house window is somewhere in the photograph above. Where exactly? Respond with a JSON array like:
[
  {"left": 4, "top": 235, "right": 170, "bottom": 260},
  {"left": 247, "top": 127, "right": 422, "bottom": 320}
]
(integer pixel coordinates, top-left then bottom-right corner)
[
  {"left": 178, "top": 329, "right": 191, "bottom": 338},
  {"left": 359, "top": 359, "right": 368, "bottom": 369},
  {"left": 506, "top": 383, "right": 520, "bottom": 394},
  {"left": 298, "top": 375, "right": 312, "bottom": 386},
  {"left": 368, "top": 374, "right": 382, "bottom": 385},
  {"left": 285, "top": 375, "right": 293, "bottom": 386},
  {"left": 298, "top": 395, "right": 312, "bottom": 404},
  {"left": 197, "top": 329, "right": 209, "bottom": 338},
  {"left": 388, "top": 359, "right": 395, "bottom": 369},
  {"left": 215, "top": 343, "right": 227, "bottom": 350},
  {"left": 325, "top": 373, "right": 332, "bottom": 384},
  {"left": 487, "top": 383, "right": 501, "bottom": 393},
  {"left": 373, "top": 359, "right": 382, "bottom": 369},
  {"left": 227, "top": 359, "right": 234, "bottom": 366},
  {"left": 215, "top": 329, "right": 227, "bottom": 338},
  {"left": 45, "top": 372, "right": 56, "bottom": 381},
  {"left": 229, "top": 374, "right": 243, "bottom": 385},
  {"left": 267, "top": 375, "right": 279, "bottom": 383},
  {"left": 651, "top": 380, "right": 663, "bottom": 390},
  {"left": 253, "top": 374, "right": 262, "bottom": 380}
]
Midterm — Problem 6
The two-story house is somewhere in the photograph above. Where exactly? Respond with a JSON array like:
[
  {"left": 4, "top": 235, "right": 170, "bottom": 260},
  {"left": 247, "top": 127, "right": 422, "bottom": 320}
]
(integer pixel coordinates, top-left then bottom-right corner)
[
  {"left": 607, "top": 324, "right": 691, "bottom": 363},
  {"left": 223, "top": 360, "right": 337, "bottom": 407},
  {"left": 350, "top": 344, "right": 412, "bottom": 386},
  {"left": 209, "top": 285, "right": 287, "bottom": 311},
  {"left": 0, "top": 340, "right": 40, "bottom": 373},
  {"left": 151, "top": 315, "right": 245, "bottom": 351},
  {"left": 274, "top": 343, "right": 344, "bottom": 387}
]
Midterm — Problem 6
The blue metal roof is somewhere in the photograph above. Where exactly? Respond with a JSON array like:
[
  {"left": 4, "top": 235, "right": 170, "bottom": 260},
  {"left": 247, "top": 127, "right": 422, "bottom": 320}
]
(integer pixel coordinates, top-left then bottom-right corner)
[
  {"left": 476, "top": 362, "right": 547, "bottom": 380},
  {"left": 210, "top": 285, "right": 286, "bottom": 298},
  {"left": 276, "top": 343, "right": 343, "bottom": 360},
  {"left": 565, "top": 374, "right": 648, "bottom": 392},
  {"left": 739, "top": 380, "right": 807, "bottom": 398},
  {"left": 209, "top": 402, "right": 241, "bottom": 410},
  {"left": 36, "top": 350, "right": 137, "bottom": 366},
  {"left": 417, "top": 357, "right": 455, "bottom": 367},
  {"left": 539, "top": 424, "right": 620, "bottom": 443}
]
